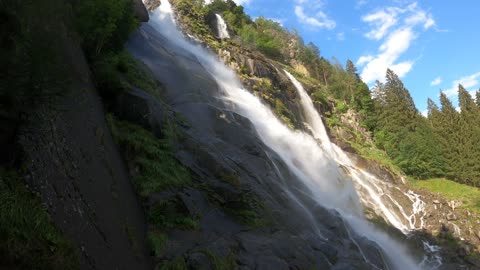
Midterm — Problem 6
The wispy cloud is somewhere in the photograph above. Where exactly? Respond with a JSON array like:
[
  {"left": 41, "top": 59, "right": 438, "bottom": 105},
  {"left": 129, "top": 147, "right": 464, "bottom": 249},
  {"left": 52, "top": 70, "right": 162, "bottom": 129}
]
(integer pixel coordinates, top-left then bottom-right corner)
[
  {"left": 442, "top": 72, "right": 480, "bottom": 98},
  {"left": 362, "top": 8, "right": 400, "bottom": 40},
  {"left": 357, "top": 2, "right": 435, "bottom": 84},
  {"left": 294, "top": 0, "right": 336, "bottom": 30},
  {"left": 232, "top": 0, "right": 252, "bottom": 5},
  {"left": 336, "top": 32, "right": 345, "bottom": 41},
  {"left": 266, "top": 17, "right": 286, "bottom": 26},
  {"left": 430, "top": 76, "right": 442, "bottom": 86},
  {"left": 356, "top": 0, "right": 368, "bottom": 8}
]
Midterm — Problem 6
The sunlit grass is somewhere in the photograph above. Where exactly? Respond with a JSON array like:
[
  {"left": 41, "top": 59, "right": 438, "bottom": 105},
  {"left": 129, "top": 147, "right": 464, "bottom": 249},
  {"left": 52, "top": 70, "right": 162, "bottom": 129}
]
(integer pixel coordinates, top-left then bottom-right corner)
[{"left": 411, "top": 178, "right": 480, "bottom": 214}]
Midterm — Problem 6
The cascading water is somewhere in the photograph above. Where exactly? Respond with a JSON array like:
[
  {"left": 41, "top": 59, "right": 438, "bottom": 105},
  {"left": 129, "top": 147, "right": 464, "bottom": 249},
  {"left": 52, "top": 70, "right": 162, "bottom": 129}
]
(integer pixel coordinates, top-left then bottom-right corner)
[
  {"left": 285, "top": 70, "right": 442, "bottom": 268},
  {"left": 215, "top": 14, "right": 230, "bottom": 39},
  {"left": 140, "top": 1, "right": 433, "bottom": 269},
  {"left": 285, "top": 71, "right": 422, "bottom": 231}
]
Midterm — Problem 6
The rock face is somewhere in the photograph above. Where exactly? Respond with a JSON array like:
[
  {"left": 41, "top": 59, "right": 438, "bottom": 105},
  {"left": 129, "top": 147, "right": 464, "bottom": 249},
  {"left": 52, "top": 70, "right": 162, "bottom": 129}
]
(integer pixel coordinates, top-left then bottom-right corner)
[
  {"left": 18, "top": 23, "right": 151, "bottom": 270},
  {"left": 144, "top": 0, "right": 161, "bottom": 11},
  {"left": 133, "top": 0, "right": 149, "bottom": 22},
  {"left": 125, "top": 23, "right": 395, "bottom": 269}
]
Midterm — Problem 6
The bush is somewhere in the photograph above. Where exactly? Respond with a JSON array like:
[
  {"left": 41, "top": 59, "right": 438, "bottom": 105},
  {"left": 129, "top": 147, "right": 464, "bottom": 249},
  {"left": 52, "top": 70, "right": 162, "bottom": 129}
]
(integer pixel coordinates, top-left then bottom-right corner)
[
  {"left": 73, "top": 0, "right": 138, "bottom": 57},
  {"left": 106, "top": 115, "right": 191, "bottom": 197},
  {"left": 92, "top": 51, "right": 159, "bottom": 98}
]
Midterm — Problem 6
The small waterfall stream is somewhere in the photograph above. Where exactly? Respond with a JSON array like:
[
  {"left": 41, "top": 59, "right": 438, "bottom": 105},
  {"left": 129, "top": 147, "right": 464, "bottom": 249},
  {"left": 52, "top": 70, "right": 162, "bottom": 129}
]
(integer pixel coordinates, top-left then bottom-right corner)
[
  {"left": 138, "top": 1, "right": 441, "bottom": 268},
  {"left": 284, "top": 70, "right": 428, "bottom": 232},
  {"left": 285, "top": 70, "right": 442, "bottom": 268},
  {"left": 215, "top": 14, "right": 230, "bottom": 39}
]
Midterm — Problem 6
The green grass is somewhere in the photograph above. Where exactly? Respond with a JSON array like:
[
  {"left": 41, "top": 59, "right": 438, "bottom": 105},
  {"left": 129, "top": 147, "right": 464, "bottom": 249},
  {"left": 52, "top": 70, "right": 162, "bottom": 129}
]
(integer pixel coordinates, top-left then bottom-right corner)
[
  {"left": 0, "top": 170, "right": 78, "bottom": 269},
  {"left": 107, "top": 114, "right": 191, "bottom": 197},
  {"left": 147, "top": 231, "right": 168, "bottom": 257},
  {"left": 202, "top": 250, "right": 237, "bottom": 270},
  {"left": 411, "top": 178, "right": 480, "bottom": 214},
  {"left": 159, "top": 256, "right": 188, "bottom": 270},
  {"left": 93, "top": 51, "right": 160, "bottom": 98},
  {"left": 274, "top": 98, "right": 295, "bottom": 129},
  {"left": 148, "top": 199, "right": 199, "bottom": 230}
]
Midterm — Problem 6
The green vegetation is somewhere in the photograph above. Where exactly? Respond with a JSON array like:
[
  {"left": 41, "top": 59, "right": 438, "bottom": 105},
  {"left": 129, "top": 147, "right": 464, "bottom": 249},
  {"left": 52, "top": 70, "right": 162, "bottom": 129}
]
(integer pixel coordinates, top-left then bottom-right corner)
[
  {"left": 411, "top": 178, "right": 480, "bottom": 214},
  {"left": 274, "top": 99, "right": 295, "bottom": 129},
  {"left": 362, "top": 69, "right": 480, "bottom": 186},
  {"left": 202, "top": 250, "right": 238, "bottom": 270},
  {"left": 0, "top": 0, "right": 69, "bottom": 119},
  {"left": 0, "top": 170, "right": 78, "bottom": 269},
  {"left": 149, "top": 198, "right": 199, "bottom": 230},
  {"left": 148, "top": 231, "right": 168, "bottom": 257},
  {"left": 73, "top": 0, "right": 145, "bottom": 100},
  {"left": 92, "top": 51, "right": 160, "bottom": 98},
  {"left": 73, "top": 0, "right": 139, "bottom": 57},
  {"left": 107, "top": 115, "right": 191, "bottom": 197},
  {"left": 159, "top": 256, "right": 188, "bottom": 270},
  {"left": 107, "top": 115, "right": 200, "bottom": 266}
]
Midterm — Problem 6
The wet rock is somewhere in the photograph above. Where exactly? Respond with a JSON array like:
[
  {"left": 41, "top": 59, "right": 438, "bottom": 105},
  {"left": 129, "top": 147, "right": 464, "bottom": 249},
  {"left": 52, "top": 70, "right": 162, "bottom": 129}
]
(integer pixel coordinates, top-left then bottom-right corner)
[
  {"left": 187, "top": 252, "right": 212, "bottom": 269},
  {"left": 255, "top": 256, "right": 289, "bottom": 270},
  {"left": 144, "top": 0, "right": 161, "bottom": 11},
  {"left": 112, "top": 88, "right": 171, "bottom": 138},
  {"left": 0, "top": 113, "right": 19, "bottom": 165},
  {"left": 132, "top": 0, "right": 149, "bottom": 22}
]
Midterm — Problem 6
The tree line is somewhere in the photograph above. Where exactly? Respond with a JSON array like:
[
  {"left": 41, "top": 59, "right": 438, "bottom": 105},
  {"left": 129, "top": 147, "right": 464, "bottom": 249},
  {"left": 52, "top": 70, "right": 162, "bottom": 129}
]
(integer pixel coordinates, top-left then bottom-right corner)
[{"left": 366, "top": 69, "right": 480, "bottom": 186}]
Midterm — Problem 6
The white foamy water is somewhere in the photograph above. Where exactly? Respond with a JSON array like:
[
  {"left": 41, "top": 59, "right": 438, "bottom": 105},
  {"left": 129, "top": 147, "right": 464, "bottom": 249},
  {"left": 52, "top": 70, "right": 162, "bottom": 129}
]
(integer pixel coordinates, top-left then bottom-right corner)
[
  {"left": 285, "top": 70, "right": 441, "bottom": 268},
  {"left": 142, "top": 1, "right": 435, "bottom": 269},
  {"left": 215, "top": 14, "right": 230, "bottom": 39}
]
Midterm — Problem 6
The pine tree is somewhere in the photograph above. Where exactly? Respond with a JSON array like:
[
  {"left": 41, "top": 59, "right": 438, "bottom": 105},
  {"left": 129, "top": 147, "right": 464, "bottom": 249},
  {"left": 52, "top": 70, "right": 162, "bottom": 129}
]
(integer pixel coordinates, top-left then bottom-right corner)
[
  {"left": 476, "top": 90, "right": 480, "bottom": 107},
  {"left": 371, "top": 69, "right": 442, "bottom": 177},
  {"left": 457, "top": 85, "right": 480, "bottom": 185},
  {"left": 436, "top": 92, "right": 462, "bottom": 180}
]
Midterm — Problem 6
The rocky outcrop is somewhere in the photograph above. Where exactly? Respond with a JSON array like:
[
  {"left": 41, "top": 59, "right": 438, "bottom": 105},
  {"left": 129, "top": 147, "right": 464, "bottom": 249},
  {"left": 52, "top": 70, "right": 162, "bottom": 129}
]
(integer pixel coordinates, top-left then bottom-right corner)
[
  {"left": 133, "top": 0, "right": 149, "bottom": 22},
  {"left": 217, "top": 47, "right": 307, "bottom": 129},
  {"left": 18, "top": 23, "right": 151, "bottom": 270},
  {"left": 144, "top": 0, "right": 161, "bottom": 12},
  {"left": 124, "top": 22, "right": 398, "bottom": 270}
]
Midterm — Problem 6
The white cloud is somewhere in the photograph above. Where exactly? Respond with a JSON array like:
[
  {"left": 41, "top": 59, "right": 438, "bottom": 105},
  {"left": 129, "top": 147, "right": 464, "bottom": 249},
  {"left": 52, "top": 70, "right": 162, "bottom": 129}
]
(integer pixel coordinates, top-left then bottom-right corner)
[
  {"left": 232, "top": 0, "right": 252, "bottom": 5},
  {"left": 356, "top": 0, "right": 368, "bottom": 7},
  {"left": 362, "top": 9, "right": 399, "bottom": 40},
  {"left": 336, "top": 32, "right": 345, "bottom": 41},
  {"left": 442, "top": 72, "right": 480, "bottom": 97},
  {"left": 357, "top": 55, "right": 374, "bottom": 66},
  {"left": 294, "top": 0, "right": 325, "bottom": 9},
  {"left": 359, "top": 28, "right": 415, "bottom": 83},
  {"left": 358, "top": 2, "right": 435, "bottom": 84},
  {"left": 294, "top": 6, "right": 336, "bottom": 30},
  {"left": 430, "top": 76, "right": 442, "bottom": 86}
]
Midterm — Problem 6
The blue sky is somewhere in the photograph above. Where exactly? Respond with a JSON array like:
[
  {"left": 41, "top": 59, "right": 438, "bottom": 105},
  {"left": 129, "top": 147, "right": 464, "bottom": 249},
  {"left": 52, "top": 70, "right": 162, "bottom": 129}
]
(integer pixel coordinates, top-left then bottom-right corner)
[{"left": 231, "top": 0, "right": 479, "bottom": 113}]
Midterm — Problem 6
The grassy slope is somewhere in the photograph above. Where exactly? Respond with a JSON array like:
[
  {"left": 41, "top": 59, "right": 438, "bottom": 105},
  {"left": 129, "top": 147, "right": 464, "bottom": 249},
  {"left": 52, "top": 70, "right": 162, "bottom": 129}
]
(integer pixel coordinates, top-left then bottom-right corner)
[
  {"left": 0, "top": 171, "right": 78, "bottom": 269},
  {"left": 412, "top": 178, "right": 480, "bottom": 214}
]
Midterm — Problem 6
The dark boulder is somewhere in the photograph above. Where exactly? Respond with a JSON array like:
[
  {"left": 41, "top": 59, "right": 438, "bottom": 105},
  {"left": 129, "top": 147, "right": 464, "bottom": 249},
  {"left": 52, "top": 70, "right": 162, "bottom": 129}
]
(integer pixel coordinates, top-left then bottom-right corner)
[
  {"left": 132, "top": 0, "right": 149, "bottom": 22},
  {"left": 111, "top": 87, "right": 172, "bottom": 138}
]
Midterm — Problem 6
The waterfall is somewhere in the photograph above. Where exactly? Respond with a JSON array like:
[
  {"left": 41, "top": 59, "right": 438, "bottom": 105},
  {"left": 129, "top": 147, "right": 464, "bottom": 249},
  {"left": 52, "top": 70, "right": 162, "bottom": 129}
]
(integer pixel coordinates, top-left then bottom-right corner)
[
  {"left": 285, "top": 70, "right": 441, "bottom": 268},
  {"left": 142, "top": 1, "right": 427, "bottom": 269},
  {"left": 215, "top": 14, "right": 230, "bottom": 39},
  {"left": 284, "top": 70, "right": 425, "bottom": 232}
]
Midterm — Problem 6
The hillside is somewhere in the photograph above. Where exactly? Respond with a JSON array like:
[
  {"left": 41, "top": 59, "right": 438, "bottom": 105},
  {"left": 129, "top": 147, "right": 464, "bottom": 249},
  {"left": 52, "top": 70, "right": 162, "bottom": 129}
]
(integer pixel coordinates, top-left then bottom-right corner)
[{"left": 1, "top": 0, "right": 480, "bottom": 269}]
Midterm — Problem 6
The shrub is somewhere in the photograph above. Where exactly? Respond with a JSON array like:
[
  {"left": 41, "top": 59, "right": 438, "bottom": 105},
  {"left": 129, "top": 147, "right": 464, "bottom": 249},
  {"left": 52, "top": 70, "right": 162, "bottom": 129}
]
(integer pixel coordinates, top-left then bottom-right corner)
[{"left": 73, "top": 0, "right": 138, "bottom": 57}]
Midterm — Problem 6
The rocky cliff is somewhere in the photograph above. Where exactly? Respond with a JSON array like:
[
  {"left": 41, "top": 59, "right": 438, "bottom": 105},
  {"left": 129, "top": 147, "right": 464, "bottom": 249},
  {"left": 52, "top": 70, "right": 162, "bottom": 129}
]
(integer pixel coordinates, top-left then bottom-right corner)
[{"left": 2, "top": 0, "right": 479, "bottom": 269}]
